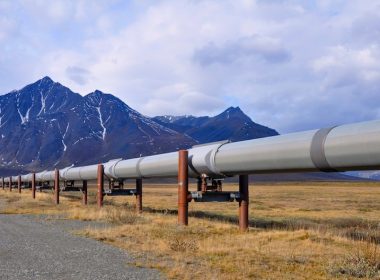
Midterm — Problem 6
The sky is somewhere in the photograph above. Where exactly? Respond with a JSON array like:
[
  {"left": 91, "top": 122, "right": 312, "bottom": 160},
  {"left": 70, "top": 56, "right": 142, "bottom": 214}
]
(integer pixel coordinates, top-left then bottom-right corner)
[{"left": 0, "top": 0, "right": 380, "bottom": 133}]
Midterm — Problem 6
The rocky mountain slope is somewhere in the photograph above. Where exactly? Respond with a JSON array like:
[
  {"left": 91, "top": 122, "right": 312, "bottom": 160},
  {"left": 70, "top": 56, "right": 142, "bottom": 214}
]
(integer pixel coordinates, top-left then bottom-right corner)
[
  {"left": 153, "top": 107, "right": 279, "bottom": 143},
  {"left": 0, "top": 77, "right": 278, "bottom": 173}
]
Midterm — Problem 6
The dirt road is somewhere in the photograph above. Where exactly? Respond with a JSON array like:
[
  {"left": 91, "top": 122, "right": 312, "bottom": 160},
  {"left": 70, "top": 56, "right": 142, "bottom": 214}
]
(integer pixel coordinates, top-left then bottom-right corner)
[{"left": 0, "top": 214, "right": 163, "bottom": 280}]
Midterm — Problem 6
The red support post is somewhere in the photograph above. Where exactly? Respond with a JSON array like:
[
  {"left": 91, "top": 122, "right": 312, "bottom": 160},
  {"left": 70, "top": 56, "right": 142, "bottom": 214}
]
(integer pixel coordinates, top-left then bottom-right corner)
[
  {"left": 97, "top": 164, "right": 104, "bottom": 208},
  {"left": 82, "top": 180, "right": 88, "bottom": 205},
  {"left": 178, "top": 150, "right": 189, "bottom": 226},
  {"left": 32, "top": 173, "right": 36, "bottom": 199},
  {"left": 18, "top": 175, "right": 21, "bottom": 194},
  {"left": 239, "top": 175, "right": 249, "bottom": 232},
  {"left": 54, "top": 169, "right": 60, "bottom": 205},
  {"left": 136, "top": 178, "right": 142, "bottom": 213},
  {"left": 9, "top": 177, "right": 12, "bottom": 192}
]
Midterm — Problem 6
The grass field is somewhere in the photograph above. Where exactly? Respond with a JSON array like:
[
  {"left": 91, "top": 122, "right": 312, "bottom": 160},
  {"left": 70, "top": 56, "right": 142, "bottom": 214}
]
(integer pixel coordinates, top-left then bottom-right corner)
[{"left": 1, "top": 181, "right": 380, "bottom": 279}]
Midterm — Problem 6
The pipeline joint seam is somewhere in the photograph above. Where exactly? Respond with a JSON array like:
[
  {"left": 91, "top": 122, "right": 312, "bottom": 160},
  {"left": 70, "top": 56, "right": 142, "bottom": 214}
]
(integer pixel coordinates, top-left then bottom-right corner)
[
  {"left": 188, "top": 154, "right": 200, "bottom": 176},
  {"left": 209, "top": 140, "right": 229, "bottom": 177},
  {"left": 310, "top": 126, "right": 338, "bottom": 172},
  {"left": 136, "top": 157, "right": 144, "bottom": 178}
]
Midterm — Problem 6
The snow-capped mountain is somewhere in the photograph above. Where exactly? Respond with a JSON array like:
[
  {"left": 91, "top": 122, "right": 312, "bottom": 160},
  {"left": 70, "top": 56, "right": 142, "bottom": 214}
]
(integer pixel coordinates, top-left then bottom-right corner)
[
  {"left": 0, "top": 77, "right": 279, "bottom": 174},
  {"left": 0, "top": 77, "right": 195, "bottom": 172},
  {"left": 153, "top": 106, "right": 279, "bottom": 143},
  {"left": 347, "top": 171, "right": 380, "bottom": 180}
]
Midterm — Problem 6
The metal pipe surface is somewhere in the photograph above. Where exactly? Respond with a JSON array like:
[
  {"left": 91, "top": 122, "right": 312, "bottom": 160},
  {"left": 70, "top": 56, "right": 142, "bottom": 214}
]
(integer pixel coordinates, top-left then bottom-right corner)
[
  {"left": 61, "top": 164, "right": 98, "bottom": 181},
  {"left": 12, "top": 119, "right": 380, "bottom": 182}
]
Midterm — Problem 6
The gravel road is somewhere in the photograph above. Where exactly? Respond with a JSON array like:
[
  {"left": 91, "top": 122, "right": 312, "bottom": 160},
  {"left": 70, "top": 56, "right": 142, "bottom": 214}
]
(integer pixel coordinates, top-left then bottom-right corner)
[{"left": 0, "top": 214, "right": 163, "bottom": 280}]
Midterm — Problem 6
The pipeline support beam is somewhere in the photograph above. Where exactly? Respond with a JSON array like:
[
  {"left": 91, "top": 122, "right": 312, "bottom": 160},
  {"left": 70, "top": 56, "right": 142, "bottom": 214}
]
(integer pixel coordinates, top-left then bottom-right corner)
[
  {"left": 18, "top": 175, "right": 21, "bottom": 194},
  {"left": 239, "top": 175, "right": 249, "bottom": 232},
  {"left": 136, "top": 178, "right": 142, "bottom": 213},
  {"left": 54, "top": 169, "right": 60, "bottom": 205},
  {"left": 32, "top": 173, "right": 36, "bottom": 199},
  {"left": 197, "top": 177, "right": 202, "bottom": 192},
  {"left": 97, "top": 164, "right": 104, "bottom": 208},
  {"left": 9, "top": 177, "right": 12, "bottom": 192},
  {"left": 82, "top": 180, "right": 88, "bottom": 205},
  {"left": 178, "top": 150, "right": 189, "bottom": 226}
]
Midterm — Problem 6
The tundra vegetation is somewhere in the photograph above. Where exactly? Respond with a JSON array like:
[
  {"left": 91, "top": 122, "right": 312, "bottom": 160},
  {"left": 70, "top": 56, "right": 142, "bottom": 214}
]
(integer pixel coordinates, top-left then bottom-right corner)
[{"left": 1, "top": 182, "right": 380, "bottom": 279}]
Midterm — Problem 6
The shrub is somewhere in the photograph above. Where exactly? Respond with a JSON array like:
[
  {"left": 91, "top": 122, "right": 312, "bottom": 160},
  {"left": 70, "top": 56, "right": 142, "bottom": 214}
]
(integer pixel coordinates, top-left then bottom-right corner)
[
  {"left": 327, "top": 242, "right": 380, "bottom": 278},
  {"left": 169, "top": 237, "right": 199, "bottom": 253}
]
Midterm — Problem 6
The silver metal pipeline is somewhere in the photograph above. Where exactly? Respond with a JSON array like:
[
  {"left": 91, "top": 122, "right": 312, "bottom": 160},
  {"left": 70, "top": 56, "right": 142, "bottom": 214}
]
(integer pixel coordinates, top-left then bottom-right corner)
[
  {"left": 21, "top": 173, "right": 33, "bottom": 182},
  {"left": 8, "top": 119, "right": 380, "bottom": 182},
  {"left": 60, "top": 164, "right": 98, "bottom": 181},
  {"left": 216, "top": 120, "right": 380, "bottom": 175}
]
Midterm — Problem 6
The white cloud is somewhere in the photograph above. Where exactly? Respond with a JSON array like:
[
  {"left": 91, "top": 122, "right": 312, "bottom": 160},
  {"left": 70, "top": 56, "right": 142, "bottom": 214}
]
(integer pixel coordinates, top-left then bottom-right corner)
[
  {"left": 193, "top": 35, "right": 291, "bottom": 66},
  {"left": 1, "top": 0, "right": 380, "bottom": 133},
  {"left": 313, "top": 45, "right": 380, "bottom": 89},
  {"left": 0, "top": 16, "right": 15, "bottom": 42}
]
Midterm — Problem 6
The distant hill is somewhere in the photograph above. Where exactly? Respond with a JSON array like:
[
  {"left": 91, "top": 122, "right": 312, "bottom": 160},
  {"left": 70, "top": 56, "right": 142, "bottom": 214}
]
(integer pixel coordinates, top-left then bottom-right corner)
[
  {"left": 153, "top": 106, "right": 279, "bottom": 144},
  {"left": 348, "top": 171, "right": 380, "bottom": 181},
  {"left": 0, "top": 77, "right": 279, "bottom": 174}
]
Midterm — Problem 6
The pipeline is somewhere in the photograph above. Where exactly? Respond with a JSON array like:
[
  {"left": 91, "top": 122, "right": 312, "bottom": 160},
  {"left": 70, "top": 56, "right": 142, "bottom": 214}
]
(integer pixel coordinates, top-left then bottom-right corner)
[
  {"left": 3, "top": 119, "right": 380, "bottom": 232},
  {"left": 7, "top": 119, "right": 380, "bottom": 183}
]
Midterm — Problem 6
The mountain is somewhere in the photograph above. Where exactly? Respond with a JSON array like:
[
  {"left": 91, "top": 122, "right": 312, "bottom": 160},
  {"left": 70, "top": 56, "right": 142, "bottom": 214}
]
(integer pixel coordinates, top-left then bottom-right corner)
[
  {"left": 0, "top": 77, "right": 278, "bottom": 174},
  {"left": 153, "top": 107, "right": 279, "bottom": 143},
  {"left": 347, "top": 171, "right": 380, "bottom": 181},
  {"left": 0, "top": 77, "right": 195, "bottom": 172}
]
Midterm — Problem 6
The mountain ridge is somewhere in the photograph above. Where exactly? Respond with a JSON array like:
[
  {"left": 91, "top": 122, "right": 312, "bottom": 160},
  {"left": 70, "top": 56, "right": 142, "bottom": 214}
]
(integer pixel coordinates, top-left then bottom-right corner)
[
  {"left": 153, "top": 106, "right": 279, "bottom": 144},
  {"left": 0, "top": 77, "right": 278, "bottom": 174}
]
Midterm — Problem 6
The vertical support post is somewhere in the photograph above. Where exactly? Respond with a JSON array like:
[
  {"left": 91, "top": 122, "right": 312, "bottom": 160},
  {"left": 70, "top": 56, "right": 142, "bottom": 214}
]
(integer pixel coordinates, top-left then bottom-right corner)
[
  {"left": 9, "top": 177, "right": 12, "bottom": 192},
  {"left": 54, "top": 169, "right": 60, "bottom": 204},
  {"left": 2, "top": 177, "right": 4, "bottom": 190},
  {"left": 18, "top": 175, "right": 21, "bottom": 193},
  {"left": 136, "top": 178, "right": 142, "bottom": 213},
  {"left": 239, "top": 175, "right": 249, "bottom": 232},
  {"left": 178, "top": 150, "right": 189, "bottom": 226},
  {"left": 97, "top": 164, "right": 104, "bottom": 208},
  {"left": 197, "top": 177, "right": 202, "bottom": 192},
  {"left": 82, "top": 180, "right": 88, "bottom": 205},
  {"left": 32, "top": 173, "right": 36, "bottom": 199},
  {"left": 201, "top": 177, "right": 207, "bottom": 192}
]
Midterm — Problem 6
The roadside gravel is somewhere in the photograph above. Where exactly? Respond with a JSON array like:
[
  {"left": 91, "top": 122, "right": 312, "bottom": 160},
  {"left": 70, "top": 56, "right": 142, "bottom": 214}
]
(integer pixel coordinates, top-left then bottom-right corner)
[{"left": 0, "top": 214, "right": 164, "bottom": 280}]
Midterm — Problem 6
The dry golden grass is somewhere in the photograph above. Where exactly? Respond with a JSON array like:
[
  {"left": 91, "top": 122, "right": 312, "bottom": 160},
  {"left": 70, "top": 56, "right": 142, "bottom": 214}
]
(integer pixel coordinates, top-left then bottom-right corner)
[{"left": 1, "top": 181, "right": 380, "bottom": 279}]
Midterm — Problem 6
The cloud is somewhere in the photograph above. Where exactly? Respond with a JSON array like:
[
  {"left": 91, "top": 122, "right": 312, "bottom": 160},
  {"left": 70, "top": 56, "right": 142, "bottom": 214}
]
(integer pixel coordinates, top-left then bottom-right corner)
[
  {"left": 351, "top": 11, "right": 380, "bottom": 44},
  {"left": 0, "top": 16, "right": 15, "bottom": 42},
  {"left": 1, "top": 0, "right": 380, "bottom": 133},
  {"left": 66, "top": 66, "right": 91, "bottom": 85},
  {"left": 193, "top": 36, "right": 291, "bottom": 66},
  {"left": 145, "top": 83, "right": 226, "bottom": 116},
  {"left": 313, "top": 45, "right": 380, "bottom": 89}
]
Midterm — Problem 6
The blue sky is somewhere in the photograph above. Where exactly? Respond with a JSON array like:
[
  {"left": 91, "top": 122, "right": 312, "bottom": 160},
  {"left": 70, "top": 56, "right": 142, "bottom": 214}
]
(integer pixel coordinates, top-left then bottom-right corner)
[{"left": 0, "top": 0, "right": 379, "bottom": 133}]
